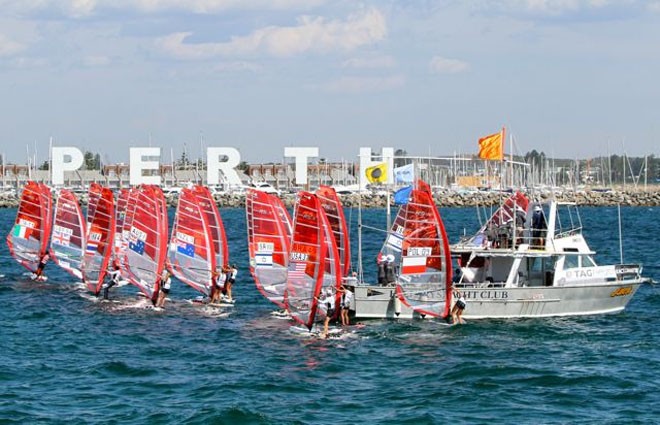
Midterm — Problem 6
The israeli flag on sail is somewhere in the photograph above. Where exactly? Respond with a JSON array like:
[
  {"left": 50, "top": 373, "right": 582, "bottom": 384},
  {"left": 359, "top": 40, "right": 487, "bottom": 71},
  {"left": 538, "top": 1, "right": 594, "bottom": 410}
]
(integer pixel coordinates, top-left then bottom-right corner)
[{"left": 394, "top": 163, "right": 414, "bottom": 184}]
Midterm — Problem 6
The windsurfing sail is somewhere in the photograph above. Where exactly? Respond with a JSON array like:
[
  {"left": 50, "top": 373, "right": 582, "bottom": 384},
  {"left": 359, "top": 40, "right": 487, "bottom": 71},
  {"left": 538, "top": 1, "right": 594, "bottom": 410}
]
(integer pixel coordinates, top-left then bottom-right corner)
[
  {"left": 285, "top": 192, "right": 341, "bottom": 330},
  {"left": 246, "top": 189, "right": 292, "bottom": 308},
  {"left": 271, "top": 194, "right": 293, "bottom": 240},
  {"left": 316, "top": 185, "right": 351, "bottom": 277},
  {"left": 464, "top": 191, "right": 530, "bottom": 248},
  {"left": 192, "top": 185, "right": 228, "bottom": 271},
  {"left": 167, "top": 186, "right": 215, "bottom": 296},
  {"left": 82, "top": 184, "right": 116, "bottom": 294},
  {"left": 379, "top": 185, "right": 452, "bottom": 318},
  {"left": 120, "top": 185, "right": 168, "bottom": 302},
  {"left": 6, "top": 181, "right": 53, "bottom": 273},
  {"left": 49, "top": 189, "right": 85, "bottom": 280}
]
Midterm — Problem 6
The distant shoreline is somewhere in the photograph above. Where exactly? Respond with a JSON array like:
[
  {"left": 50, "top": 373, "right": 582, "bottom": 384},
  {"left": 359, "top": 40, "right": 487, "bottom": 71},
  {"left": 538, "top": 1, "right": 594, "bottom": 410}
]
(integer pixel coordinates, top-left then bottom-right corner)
[{"left": 1, "top": 188, "right": 659, "bottom": 208}]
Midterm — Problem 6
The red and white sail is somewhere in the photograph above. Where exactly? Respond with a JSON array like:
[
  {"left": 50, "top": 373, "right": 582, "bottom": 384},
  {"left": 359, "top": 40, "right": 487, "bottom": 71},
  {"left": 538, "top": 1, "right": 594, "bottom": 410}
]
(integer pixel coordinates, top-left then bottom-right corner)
[
  {"left": 316, "top": 185, "right": 351, "bottom": 277},
  {"left": 380, "top": 184, "right": 452, "bottom": 318},
  {"left": 49, "top": 189, "right": 85, "bottom": 280},
  {"left": 82, "top": 184, "right": 116, "bottom": 294},
  {"left": 167, "top": 186, "right": 216, "bottom": 296},
  {"left": 246, "top": 189, "right": 291, "bottom": 308},
  {"left": 285, "top": 192, "right": 341, "bottom": 330},
  {"left": 120, "top": 185, "right": 168, "bottom": 302},
  {"left": 193, "top": 185, "right": 228, "bottom": 271},
  {"left": 6, "top": 181, "right": 53, "bottom": 274}
]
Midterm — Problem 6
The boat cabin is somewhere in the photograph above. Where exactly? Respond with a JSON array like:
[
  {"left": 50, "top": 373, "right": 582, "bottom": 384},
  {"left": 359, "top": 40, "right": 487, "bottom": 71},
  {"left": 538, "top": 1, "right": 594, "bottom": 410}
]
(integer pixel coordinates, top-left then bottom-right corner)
[{"left": 452, "top": 201, "right": 643, "bottom": 289}]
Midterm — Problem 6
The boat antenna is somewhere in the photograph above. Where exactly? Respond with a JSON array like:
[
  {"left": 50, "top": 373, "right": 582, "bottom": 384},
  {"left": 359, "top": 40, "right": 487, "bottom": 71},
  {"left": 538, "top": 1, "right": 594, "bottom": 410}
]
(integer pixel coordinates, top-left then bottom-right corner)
[
  {"left": 358, "top": 153, "right": 363, "bottom": 284},
  {"left": 617, "top": 203, "right": 624, "bottom": 264}
]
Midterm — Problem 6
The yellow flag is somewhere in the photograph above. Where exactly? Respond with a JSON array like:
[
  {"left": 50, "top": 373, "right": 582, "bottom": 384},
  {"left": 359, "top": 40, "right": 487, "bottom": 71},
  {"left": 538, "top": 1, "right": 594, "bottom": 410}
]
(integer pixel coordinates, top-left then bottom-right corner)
[
  {"left": 478, "top": 128, "right": 505, "bottom": 160},
  {"left": 365, "top": 162, "right": 388, "bottom": 183}
]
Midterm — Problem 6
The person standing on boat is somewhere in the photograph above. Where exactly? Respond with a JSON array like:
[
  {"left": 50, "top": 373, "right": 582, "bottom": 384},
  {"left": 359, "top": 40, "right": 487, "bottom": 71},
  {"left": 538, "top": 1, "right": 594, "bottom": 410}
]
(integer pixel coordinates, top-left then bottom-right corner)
[
  {"left": 156, "top": 270, "right": 172, "bottom": 308},
  {"left": 450, "top": 286, "right": 466, "bottom": 324},
  {"left": 531, "top": 205, "right": 547, "bottom": 248},
  {"left": 385, "top": 255, "right": 396, "bottom": 284},
  {"left": 340, "top": 285, "right": 353, "bottom": 326},
  {"left": 32, "top": 253, "right": 50, "bottom": 281},
  {"left": 376, "top": 254, "right": 386, "bottom": 285}
]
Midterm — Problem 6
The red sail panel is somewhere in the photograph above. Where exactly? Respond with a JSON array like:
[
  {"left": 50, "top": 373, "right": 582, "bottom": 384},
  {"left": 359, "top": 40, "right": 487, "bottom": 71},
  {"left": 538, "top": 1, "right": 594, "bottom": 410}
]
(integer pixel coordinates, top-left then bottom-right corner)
[
  {"left": 82, "top": 184, "right": 116, "bottom": 294},
  {"left": 318, "top": 202, "right": 342, "bottom": 320},
  {"left": 50, "top": 189, "right": 85, "bottom": 280},
  {"left": 246, "top": 189, "right": 290, "bottom": 308},
  {"left": 484, "top": 191, "right": 529, "bottom": 229},
  {"left": 316, "top": 185, "right": 351, "bottom": 277},
  {"left": 6, "top": 181, "right": 52, "bottom": 273},
  {"left": 271, "top": 195, "right": 293, "bottom": 241},
  {"left": 379, "top": 188, "right": 452, "bottom": 318},
  {"left": 120, "top": 185, "right": 168, "bottom": 302},
  {"left": 193, "top": 185, "right": 228, "bottom": 270},
  {"left": 167, "top": 187, "right": 215, "bottom": 296},
  {"left": 285, "top": 192, "right": 326, "bottom": 330}
]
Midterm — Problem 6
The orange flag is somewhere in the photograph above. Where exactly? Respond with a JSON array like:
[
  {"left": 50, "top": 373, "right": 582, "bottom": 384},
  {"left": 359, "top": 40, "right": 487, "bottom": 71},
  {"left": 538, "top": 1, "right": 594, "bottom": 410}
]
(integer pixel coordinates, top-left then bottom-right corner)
[{"left": 478, "top": 127, "right": 505, "bottom": 160}]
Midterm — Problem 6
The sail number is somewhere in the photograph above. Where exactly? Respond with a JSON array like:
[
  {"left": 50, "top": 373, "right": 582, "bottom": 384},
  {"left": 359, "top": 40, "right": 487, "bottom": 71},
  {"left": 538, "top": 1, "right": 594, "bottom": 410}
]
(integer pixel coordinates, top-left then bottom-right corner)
[
  {"left": 408, "top": 247, "right": 432, "bottom": 257},
  {"left": 257, "top": 242, "right": 275, "bottom": 253},
  {"left": 290, "top": 252, "right": 309, "bottom": 261}
]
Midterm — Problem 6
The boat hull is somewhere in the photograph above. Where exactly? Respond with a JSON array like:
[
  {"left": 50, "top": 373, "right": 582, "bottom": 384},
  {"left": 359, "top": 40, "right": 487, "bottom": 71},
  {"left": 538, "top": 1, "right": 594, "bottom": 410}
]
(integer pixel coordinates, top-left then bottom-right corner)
[{"left": 352, "top": 280, "right": 645, "bottom": 320}]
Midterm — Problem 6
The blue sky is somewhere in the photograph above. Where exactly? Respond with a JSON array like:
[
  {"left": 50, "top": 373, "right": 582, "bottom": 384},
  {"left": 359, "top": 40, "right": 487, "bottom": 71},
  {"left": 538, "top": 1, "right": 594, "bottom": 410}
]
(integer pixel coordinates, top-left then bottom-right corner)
[{"left": 1, "top": 0, "right": 659, "bottom": 165}]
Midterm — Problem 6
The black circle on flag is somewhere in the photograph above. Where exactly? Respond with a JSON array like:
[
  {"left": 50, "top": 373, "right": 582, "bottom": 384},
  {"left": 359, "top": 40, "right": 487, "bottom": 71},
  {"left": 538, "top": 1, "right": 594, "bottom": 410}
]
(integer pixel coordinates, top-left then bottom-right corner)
[{"left": 370, "top": 168, "right": 382, "bottom": 180}]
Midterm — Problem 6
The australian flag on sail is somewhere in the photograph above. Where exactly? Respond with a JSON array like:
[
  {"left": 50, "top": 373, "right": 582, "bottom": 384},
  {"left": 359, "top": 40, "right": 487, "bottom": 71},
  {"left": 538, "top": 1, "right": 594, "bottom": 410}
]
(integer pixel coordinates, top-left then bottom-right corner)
[
  {"left": 129, "top": 239, "right": 145, "bottom": 255},
  {"left": 176, "top": 240, "right": 195, "bottom": 258}
]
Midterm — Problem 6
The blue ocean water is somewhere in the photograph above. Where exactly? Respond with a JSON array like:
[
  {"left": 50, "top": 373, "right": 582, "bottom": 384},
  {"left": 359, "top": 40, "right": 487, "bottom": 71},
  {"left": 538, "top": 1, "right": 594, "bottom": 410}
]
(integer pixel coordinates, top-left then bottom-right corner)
[{"left": 0, "top": 206, "right": 658, "bottom": 424}]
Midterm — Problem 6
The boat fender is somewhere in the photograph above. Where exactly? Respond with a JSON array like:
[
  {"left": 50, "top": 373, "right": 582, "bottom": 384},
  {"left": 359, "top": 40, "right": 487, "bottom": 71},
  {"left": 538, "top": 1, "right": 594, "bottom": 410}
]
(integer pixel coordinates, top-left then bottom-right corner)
[{"left": 394, "top": 296, "right": 401, "bottom": 316}]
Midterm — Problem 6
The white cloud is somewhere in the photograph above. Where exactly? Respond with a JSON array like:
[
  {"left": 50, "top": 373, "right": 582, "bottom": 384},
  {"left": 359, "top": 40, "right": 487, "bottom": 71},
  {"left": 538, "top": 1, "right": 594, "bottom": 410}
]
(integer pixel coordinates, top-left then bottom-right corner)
[
  {"left": 342, "top": 55, "right": 395, "bottom": 69},
  {"left": 155, "top": 8, "right": 386, "bottom": 59},
  {"left": 0, "top": 33, "right": 25, "bottom": 57},
  {"left": 320, "top": 75, "right": 405, "bottom": 93},
  {"left": 212, "top": 61, "right": 261, "bottom": 72},
  {"left": 0, "top": 0, "right": 326, "bottom": 17},
  {"left": 429, "top": 56, "right": 469, "bottom": 74},
  {"left": 82, "top": 55, "right": 111, "bottom": 67},
  {"left": 479, "top": 0, "right": 642, "bottom": 20}
]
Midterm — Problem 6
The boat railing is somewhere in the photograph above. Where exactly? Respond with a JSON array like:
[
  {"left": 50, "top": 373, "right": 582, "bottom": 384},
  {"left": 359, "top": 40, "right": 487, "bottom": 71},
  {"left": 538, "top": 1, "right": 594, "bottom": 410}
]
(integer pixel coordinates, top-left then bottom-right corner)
[{"left": 615, "top": 264, "right": 642, "bottom": 280}]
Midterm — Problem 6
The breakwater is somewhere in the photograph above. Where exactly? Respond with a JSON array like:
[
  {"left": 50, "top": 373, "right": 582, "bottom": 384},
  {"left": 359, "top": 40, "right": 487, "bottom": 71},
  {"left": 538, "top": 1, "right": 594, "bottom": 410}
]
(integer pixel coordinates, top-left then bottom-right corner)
[{"left": 2, "top": 188, "right": 659, "bottom": 209}]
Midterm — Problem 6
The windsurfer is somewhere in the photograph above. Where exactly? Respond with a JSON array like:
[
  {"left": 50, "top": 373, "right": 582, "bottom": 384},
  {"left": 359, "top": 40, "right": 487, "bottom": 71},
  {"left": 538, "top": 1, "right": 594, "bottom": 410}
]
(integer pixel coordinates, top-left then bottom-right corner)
[
  {"left": 32, "top": 253, "right": 50, "bottom": 281},
  {"left": 210, "top": 268, "right": 225, "bottom": 304},
  {"left": 156, "top": 270, "right": 172, "bottom": 308},
  {"left": 223, "top": 264, "right": 237, "bottom": 302},
  {"left": 317, "top": 288, "right": 336, "bottom": 339},
  {"left": 102, "top": 261, "right": 121, "bottom": 300}
]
